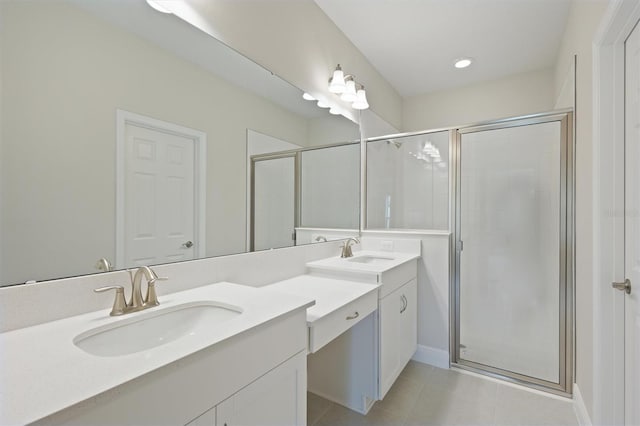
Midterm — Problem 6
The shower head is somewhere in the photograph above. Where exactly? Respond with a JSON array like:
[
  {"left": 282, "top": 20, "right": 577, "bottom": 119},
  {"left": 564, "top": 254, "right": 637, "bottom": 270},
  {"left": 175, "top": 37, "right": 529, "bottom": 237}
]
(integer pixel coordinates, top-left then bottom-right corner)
[{"left": 386, "top": 139, "right": 403, "bottom": 149}]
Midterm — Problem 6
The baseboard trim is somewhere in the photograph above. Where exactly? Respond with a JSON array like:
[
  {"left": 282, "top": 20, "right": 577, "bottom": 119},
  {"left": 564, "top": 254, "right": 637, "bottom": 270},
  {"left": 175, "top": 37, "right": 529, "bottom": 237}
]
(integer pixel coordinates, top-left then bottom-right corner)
[
  {"left": 412, "top": 344, "right": 450, "bottom": 369},
  {"left": 573, "top": 383, "right": 592, "bottom": 426}
]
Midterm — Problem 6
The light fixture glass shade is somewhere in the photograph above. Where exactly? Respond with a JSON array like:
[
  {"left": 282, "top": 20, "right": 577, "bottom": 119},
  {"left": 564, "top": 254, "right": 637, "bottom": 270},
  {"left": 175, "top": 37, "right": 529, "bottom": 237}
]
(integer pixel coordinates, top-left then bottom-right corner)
[
  {"left": 352, "top": 88, "right": 369, "bottom": 110},
  {"left": 329, "top": 106, "right": 341, "bottom": 115},
  {"left": 146, "top": 0, "right": 173, "bottom": 13},
  {"left": 340, "top": 79, "right": 357, "bottom": 102},
  {"left": 302, "top": 92, "right": 315, "bottom": 101},
  {"left": 328, "top": 65, "right": 346, "bottom": 94},
  {"left": 317, "top": 100, "right": 330, "bottom": 108}
]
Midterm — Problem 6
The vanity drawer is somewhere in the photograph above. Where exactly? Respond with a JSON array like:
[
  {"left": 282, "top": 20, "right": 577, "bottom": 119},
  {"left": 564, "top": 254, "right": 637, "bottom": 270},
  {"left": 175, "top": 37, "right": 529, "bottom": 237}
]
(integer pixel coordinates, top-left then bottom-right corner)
[
  {"left": 379, "top": 259, "right": 417, "bottom": 298},
  {"left": 308, "top": 290, "right": 377, "bottom": 353}
]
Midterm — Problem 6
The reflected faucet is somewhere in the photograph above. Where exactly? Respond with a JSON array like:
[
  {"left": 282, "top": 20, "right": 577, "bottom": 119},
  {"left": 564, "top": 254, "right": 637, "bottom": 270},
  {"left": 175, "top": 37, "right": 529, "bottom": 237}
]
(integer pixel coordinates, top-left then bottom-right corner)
[
  {"left": 315, "top": 236, "right": 328, "bottom": 242},
  {"left": 94, "top": 266, "right": 167, "bottom": 316},
  {"left": 95, "top": 258, "right": 113, "bottom": 273},
  {"left": 340, "top": 237, "right": 360, "bottom": 258}
]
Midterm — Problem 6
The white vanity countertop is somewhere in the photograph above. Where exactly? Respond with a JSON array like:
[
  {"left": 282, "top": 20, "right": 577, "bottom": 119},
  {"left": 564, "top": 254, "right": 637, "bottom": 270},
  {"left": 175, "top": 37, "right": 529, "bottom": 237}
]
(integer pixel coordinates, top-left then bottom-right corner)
[
  {"left": 306, "top": 250, "right": 420, "bottom": 277},
  {"left": 265, "top": 274, "right": 379, "bottom": 323},
  {"left": 0, "top": 282, "right": 314, "bottom": 426}
]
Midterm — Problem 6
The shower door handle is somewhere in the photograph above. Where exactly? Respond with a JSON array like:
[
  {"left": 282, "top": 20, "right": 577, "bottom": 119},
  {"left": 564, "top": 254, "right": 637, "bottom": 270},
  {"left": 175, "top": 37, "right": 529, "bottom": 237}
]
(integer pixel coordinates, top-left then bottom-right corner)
[{"left": 612, "top": 278, "right": 631, "bottom": 294}]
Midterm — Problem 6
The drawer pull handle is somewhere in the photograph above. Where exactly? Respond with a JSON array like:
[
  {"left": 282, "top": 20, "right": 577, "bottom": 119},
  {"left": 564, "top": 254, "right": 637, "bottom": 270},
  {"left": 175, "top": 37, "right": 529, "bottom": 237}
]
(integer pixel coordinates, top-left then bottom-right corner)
[{"left": 346, "top": 311, "right": 359, "bottom": 320}]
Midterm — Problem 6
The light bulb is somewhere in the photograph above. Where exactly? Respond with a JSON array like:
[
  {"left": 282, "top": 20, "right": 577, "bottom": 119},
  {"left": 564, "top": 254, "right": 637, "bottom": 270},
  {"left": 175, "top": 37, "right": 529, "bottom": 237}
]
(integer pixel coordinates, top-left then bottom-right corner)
[
  {"left": 352, "top": 88, "right": 369, "bottom": 110},
  {"left": 302, "top": 92, "right": 315, "bottom": 101},
  {"left": 329, "top": 106, "right": 341, "bottom": 115},
  {"left": 317, "top": 100, "right": 330, "bottom": 108},
  {"left": 340, "top": 79, "right": 357, "bottom": 102},
  {"left": 328, "top": 65, "right": 346, "bottom": 94}
]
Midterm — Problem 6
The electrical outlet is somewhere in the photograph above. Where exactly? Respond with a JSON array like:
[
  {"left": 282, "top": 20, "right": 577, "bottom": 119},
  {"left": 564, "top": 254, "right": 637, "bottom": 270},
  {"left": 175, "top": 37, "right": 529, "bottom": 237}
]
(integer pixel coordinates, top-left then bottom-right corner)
[{"left": 381, "top": 240, "right": 394, "bottom": 251}]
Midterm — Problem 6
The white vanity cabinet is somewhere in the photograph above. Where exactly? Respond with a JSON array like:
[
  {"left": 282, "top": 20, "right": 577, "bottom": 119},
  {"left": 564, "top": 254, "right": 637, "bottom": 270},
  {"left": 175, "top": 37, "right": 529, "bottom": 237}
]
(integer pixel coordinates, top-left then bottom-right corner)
[
  {"left": 33, "top": 306, "right": 309, "bottom": 426},
  {"left": 188, "top": 351, "right": 306, "bottom": 426},
  {"left": 305, "top": 255, "right": 418, "bottom": 411},
  {"left": 379, "top": 278, "right": 417, "bottom": 398}
]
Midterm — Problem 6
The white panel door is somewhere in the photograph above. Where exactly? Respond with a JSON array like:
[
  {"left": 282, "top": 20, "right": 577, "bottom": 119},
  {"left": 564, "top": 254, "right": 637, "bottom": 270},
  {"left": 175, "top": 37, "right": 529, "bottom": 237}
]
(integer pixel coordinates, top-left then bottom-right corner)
[
  {"left": 124, "top": 124, "right": 195, "bottom": 267},
  {"left": 624, "top": 21, "right": 640, "bottom": 426}
]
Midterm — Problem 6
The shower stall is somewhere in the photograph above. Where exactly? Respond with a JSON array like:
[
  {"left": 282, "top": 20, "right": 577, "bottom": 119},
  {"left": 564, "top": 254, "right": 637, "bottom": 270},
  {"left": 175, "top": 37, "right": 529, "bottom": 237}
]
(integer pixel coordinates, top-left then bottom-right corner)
[
  {"left": 452, "top": 112, "right": 574, "bottom": 395},
  {"left": 365, "top": 110, "right": 574, "bottom": 395}
]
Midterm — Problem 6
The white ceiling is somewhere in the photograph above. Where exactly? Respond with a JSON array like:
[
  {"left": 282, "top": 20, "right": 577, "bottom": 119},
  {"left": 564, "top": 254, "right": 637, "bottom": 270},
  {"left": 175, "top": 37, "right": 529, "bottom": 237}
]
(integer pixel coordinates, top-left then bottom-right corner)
[{"left": 314, "top": 0, "right": 571, "bottom": 98}]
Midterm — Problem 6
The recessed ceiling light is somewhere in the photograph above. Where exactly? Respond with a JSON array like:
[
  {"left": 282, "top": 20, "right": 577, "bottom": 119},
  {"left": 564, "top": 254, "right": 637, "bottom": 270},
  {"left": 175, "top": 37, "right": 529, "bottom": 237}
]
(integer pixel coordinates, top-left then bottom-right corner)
[
  {"left": 302, "top": 93, "right": 315, "bottom": 101},
  {"left": 454, "top": 58, "right": 473, "bottom": 69}
]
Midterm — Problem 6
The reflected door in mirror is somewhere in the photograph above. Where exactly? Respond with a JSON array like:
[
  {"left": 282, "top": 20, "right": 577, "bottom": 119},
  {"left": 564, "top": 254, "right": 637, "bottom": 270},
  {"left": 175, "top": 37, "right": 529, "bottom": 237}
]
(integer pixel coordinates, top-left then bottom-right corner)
[{"left": 122, "top": 123, "right": 197, "bottom": 268}]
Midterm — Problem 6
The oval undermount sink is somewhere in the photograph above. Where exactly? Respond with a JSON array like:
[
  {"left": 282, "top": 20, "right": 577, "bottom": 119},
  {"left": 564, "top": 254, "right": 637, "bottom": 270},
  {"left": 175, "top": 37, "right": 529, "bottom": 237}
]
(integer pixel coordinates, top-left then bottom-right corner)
[
  {"left": 347, "top": 255, "right": 395, "bottom": 264},
  {"left": 74, "top": 301, "right": 242, "bottom": 357}
]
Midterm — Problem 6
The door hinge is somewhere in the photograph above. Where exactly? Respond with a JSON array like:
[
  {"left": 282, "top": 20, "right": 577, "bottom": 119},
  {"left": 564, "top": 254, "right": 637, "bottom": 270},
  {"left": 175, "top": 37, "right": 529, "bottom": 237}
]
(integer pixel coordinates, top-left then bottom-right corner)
[{"left": 456, "top": 240, "right": 464, "bottom": 252}]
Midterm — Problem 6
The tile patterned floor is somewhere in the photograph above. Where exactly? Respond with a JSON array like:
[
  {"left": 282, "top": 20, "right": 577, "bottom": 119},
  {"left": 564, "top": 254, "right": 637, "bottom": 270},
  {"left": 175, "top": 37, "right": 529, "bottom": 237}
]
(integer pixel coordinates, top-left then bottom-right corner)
[{"left": 308, "top": 361, "right": 578, "bottom": 426}]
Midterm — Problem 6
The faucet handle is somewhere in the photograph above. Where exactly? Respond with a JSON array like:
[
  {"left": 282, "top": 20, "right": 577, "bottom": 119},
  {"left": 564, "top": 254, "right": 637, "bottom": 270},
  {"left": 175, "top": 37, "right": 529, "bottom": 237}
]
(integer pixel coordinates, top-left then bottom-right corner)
[
  {"left": 94, "top": 285, "right": 127, "bottom": 316},
  {"left": 145, "top": 276, "right": 168, "bottom": 307}
]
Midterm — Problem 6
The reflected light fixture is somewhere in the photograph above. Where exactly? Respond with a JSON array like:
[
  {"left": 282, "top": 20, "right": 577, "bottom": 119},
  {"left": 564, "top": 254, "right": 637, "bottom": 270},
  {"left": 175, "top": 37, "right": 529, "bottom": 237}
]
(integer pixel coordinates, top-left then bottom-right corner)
[
  {"left": 302, "top": 92, "right": 315, "bottom": 101},
  {"left": 146, "top": 0, "right": 173, "bottom": 13},
  {"left": 454, "top": 57, "right": 473, "bottom": 69},
  {"left": 317, "top": 99, "right": 330, "bottom": 108},
  {"left": 329, "top": 106, "right": 341, "bottom": 115},
  {"left": 328, "top": 64, "right": 369, "bottom": 110}
]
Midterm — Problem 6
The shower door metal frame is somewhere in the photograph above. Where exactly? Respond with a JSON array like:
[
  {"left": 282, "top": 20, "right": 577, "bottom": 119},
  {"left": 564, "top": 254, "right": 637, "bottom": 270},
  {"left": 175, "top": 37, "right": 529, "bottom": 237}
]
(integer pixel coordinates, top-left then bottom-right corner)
[
  {"left": 451, "top": 111, "right": 574, "bottom": 396},
  {"left": 250, "top": 151, "right": 300, "bottom": 252}
]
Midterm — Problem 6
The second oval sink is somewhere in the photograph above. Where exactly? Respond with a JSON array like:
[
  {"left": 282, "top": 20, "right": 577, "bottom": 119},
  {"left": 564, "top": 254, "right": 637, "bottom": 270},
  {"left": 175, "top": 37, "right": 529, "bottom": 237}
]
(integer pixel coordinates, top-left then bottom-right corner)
[{"left": 74, "top": 301, "right": 242, "bottom": 357}]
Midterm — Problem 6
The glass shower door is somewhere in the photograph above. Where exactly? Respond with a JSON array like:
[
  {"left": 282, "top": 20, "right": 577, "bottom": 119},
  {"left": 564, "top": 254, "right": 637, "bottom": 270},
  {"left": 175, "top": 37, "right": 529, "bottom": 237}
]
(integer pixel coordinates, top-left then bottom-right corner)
[
  {"left": 455, "top": 114, "right": 572, "bottom": 392},
  {"left": 251, "top": 154, "right": 296, "bottom": 251}
]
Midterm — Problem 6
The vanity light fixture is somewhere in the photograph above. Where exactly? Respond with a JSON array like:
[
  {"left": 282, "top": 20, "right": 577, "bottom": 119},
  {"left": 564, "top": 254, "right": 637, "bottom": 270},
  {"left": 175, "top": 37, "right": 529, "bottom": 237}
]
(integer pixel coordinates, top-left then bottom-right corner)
[
  {"left": 352, "top": 85, "right": 369, "bottom": 110},
  {"left": 328, "top": 64, "right": 347, "bottom": 93},
  {"left": 454, "top": 57, "right": 473, "bottom": 69},
  {"left": 329, "top": 106, "right": 341, "bottom": 115},
  {"left": 328, "top": 64, "right": 369, "bottom": 110},
  {"left": 340, "top": 77, "right": 358, "bottom": 103},
  {"left": 317, "top": 99, "right": 330, "bottom": 108},
  {"left": 146, "top": 0, "right": 173, "bottom": 14},
  {"left": 302, "top": 92, "right": 316, "bottom": 101}
]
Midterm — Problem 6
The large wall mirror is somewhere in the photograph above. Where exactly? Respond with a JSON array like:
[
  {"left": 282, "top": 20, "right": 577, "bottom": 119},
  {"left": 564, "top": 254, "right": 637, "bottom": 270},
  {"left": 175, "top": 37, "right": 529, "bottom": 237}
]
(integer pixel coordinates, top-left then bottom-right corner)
[{"left": 0, "top": 0, "right": 361, "bottom": 287}]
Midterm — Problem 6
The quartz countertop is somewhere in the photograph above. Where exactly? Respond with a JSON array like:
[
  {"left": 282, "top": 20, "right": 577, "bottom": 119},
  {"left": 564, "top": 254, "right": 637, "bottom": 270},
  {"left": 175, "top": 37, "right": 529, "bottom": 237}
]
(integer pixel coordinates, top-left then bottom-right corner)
[
  {"left": 306, "top": 250, "right": 420, "bottom": 278},
  {"left": 265, "top": 274, "right": 379, "bottom": 323},
  {"left": 0, "top": 282, "right": 314, "bottom": 425}
]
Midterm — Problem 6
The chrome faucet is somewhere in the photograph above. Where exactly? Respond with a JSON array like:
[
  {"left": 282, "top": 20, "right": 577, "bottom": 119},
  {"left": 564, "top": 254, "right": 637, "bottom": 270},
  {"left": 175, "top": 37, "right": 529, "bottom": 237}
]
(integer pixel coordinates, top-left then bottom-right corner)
[
  {"left": 340, "top": 237, "right": 360, "bottom": 258},
  {"left": 94, "top": 266, "right": 167, "bottom": 316}
]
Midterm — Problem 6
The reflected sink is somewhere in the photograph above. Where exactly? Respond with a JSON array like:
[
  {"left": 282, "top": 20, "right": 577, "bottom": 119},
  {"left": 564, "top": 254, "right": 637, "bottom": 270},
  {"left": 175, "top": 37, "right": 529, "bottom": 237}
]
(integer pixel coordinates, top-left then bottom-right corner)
[
  {"left": 74, "top": 301, "right": 242, "bottom": 357},
  {"left": 347, "top": 255, "right": 395, "bottom": 264}
]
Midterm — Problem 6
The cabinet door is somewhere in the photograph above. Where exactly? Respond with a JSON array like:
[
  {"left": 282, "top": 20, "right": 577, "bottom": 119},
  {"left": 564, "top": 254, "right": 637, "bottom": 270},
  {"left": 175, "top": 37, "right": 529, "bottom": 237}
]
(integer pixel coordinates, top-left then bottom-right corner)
[
  {"left": 216, "top": 352, "right": 306, "bottom": 426},
  {"left": 379, "top": 279, "right": 417, "bottom": 398}
]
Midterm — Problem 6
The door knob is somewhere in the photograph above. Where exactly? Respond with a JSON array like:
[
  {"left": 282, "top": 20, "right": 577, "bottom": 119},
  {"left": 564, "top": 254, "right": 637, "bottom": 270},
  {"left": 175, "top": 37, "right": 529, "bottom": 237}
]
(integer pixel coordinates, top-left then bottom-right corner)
[
  {"left": 612, "top": 278, "right": 632, "bottom": 294},
  {"left": 182, "top": 241, "right": 194, "bottom": 248}
]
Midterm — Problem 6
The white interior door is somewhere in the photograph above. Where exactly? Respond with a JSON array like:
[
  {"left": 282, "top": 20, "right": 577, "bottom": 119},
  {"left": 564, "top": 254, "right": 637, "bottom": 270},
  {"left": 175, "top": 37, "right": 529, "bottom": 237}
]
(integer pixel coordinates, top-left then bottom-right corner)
[
  {"left": 624, "top": 21, "right": 640, "bottom": 426},
  {"left": 124, "top": 123, "right": 196, "bottom": 267}
]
